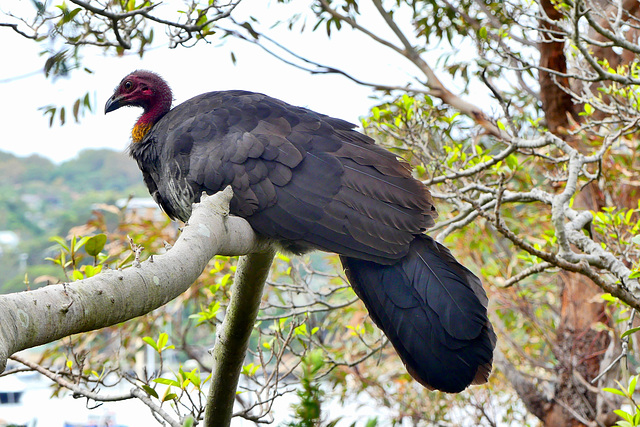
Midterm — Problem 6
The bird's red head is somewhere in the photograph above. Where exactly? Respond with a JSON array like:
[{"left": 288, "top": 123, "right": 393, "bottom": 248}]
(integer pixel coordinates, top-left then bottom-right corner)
[{"left": 105, "top": 70, "right": 173, "bottom": 142}]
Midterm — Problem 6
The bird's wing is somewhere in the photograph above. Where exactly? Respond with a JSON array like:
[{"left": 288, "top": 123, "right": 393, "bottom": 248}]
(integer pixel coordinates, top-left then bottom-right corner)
[{"left": 151, "top": 90, "right": 437, "bottom": 263}]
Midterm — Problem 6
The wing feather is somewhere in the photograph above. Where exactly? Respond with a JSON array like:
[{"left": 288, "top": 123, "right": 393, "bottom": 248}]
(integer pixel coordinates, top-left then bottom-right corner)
[{"left": 144, "top": 89, "right": 436, "bottom": 261}]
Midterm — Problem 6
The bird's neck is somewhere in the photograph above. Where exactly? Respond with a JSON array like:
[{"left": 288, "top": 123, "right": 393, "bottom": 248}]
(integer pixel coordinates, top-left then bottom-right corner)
[{"left": 132, "top": 87, "right": 172, "bottom": 143}]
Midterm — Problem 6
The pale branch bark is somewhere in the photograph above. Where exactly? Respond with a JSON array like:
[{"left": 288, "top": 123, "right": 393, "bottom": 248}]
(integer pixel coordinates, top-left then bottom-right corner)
[
  {"left": 204, "top": 248, "right": 276, "bottom": 427},
  {"left": 0, "top": 188, "right": 266, "bottom": 374},
  {"left": 456, "top": 181, "right": 640, "bottom": 309},
  {"left": 10, "top": 354, "right": 183, "bottom": 426},
  {"left": 10, "top": 353, "right": 133, "bottom": 402},
  {"left": 501, "top": 262, "right": 556, "bottom": 288},
  {"left": 425, "top": 123, "right": 640, "bottom": 308},
  {"left": 566, "top": 1, "right": 640, "bottom": 86}
]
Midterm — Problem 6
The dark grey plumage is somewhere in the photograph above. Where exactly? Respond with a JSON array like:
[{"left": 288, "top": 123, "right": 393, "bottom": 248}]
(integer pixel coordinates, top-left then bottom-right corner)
[
  {"left": 114, "top": 77, "right": 495, "bottom": 392},
  {"left": 131, "top": 90, "right": 436, "bottom": 262}
]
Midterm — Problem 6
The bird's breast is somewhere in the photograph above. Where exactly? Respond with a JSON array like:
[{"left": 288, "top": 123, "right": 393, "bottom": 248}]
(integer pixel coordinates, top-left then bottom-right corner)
[{"left": 132, "top": 122, "right": 154, "bottom": 143}]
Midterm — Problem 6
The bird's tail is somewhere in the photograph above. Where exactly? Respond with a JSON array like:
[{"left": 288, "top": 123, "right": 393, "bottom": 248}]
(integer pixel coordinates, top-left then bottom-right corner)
[{"left": 340, "top": 234, "right": 496, "bottom": 393}]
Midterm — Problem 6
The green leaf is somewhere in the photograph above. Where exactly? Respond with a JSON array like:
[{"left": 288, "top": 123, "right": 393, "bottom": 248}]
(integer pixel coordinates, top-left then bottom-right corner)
[
  {"left": 157, "top": 332, "right": 168, "bottom": 349},
  {"left": 143, "top": 336, "right": 158, "bottom": 351},
  {"left": 66, "top": 7, "right": 81, "bottom": 22},
  {"left": 621, "top": 327, "right": 640, "bottom": 339},
  {"left": 72, "top": 270, "right": 84, "bottom": 281},
  {"left": 242, "top": 363, "right": 256, "bottom": 376},
  {"left": 629, "top": 375, "right": 638, "bottom": 395},
  {"left": 142, "top": 385, "right": 158, "bottom": 398},
  {"left": 162, "top": 392, "right": 178, "bottom": 402},
  {"left": 83, "top": 264, "right": 102, "bottom": 278},
  {"left": 185, "top": 369, "right": 202, "bottom": 387},
  {"left": 72, "top": 98, "right": 80, "bottom": 122},
  {"left": 50, "top": 236, "right": 70, "bottom": 252},
  {"left": 365, "top": 418, "right": 379, "bottom": 427},
  {"left": 614, "top": 409, "right": 634, "bottom": 423},
  {"left": 153, "top": 378, "right": 180, "bottom": 387},
  {"left": 85, "top": 234, "right": 107, "bottom": 257},
  {"left": 603, "top": 387, "right": 627, "bottom": 397},
  {"left": 371, "top": 106, "right": 380, "bottom": 121},
  {"left": 505, "top": 154, "right": 518, "bottom": 171},
  {"left": 83, "top": 92, "right": 92, "bottom": 110},
  {"left": 72, "top": 236, "right": 90, "bottom": 252},
  {"left": 294, "top": 324, "right": 308, "bottom": 336}
]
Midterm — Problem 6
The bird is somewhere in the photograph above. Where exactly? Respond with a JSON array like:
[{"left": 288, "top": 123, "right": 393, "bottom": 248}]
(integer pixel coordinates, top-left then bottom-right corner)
[{"left": 105, "top": 70, "right": 496, "bottom": 393}]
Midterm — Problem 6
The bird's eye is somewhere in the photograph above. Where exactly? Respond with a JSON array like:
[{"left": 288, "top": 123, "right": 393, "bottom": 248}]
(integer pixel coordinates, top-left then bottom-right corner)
[{"left": 124, "top": 81, "right": 133, "bottom": 90}]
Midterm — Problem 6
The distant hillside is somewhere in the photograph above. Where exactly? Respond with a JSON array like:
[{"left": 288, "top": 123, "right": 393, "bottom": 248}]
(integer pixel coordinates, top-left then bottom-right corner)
[
  {"left": 0, "top": 148, "right": 143, "bottom": 192},
  {"left": 0, "top": 148, "right": 148, "bottom": 293}
]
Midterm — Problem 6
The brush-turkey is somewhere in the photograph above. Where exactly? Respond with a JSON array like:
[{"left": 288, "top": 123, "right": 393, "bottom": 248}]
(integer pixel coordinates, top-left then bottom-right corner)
[{"left": 105, "top": 70, "right": 495, "bottom": 393}]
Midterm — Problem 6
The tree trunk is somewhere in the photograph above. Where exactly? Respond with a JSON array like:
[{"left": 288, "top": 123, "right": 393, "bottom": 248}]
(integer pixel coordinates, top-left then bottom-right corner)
[
  {"left": 512, "top": 2, "right": 617, "bottom": 425},
  {"left": 538, "top": 0, "right": 577, "bottom": 134},
  {"left": 204, "top": 249, "right": 275, "bottom": 427}
]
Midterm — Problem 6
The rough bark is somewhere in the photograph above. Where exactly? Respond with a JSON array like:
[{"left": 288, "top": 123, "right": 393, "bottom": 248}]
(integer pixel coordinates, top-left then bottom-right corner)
[
  {"left": 505, "top": 2, "right": 617, "bottom": 426},
  {"left": 539, "top": 0, "right": 577, "bottom": 134}
]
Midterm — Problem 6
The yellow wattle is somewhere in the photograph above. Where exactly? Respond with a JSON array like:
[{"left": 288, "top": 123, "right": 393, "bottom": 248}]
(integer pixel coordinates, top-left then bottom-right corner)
[{"left": 132, "top": 122, "right": 153, "bottom": 143}]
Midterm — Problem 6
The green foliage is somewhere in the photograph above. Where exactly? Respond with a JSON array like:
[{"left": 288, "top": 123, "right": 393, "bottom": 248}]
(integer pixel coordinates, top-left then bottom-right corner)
[
  {"left": 84, "top": 233, "right": 107, "bottom": 257},
  {"left": 143, "top": 332, "right": 175, "bottom": 354},
  {"left": 0, "top": 148, "right": 146, "bottom": 293},
  {"left": 286, "top": 349, "right": 326, "bottom": 427},
  {"left": 604, "top": 376, "right": 640, "bottom": 427},
  {"left": 45, "top": 233, "right": 112, "bottom": 281}
]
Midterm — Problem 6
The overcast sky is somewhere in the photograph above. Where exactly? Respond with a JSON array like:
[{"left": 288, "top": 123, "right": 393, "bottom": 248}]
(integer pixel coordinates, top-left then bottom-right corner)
[{"left": 0, "top": 1, "right": 429, "bottom": 164}]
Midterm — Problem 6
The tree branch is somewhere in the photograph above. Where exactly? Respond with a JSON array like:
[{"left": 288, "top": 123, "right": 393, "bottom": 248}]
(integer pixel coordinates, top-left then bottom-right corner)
[
  {"left": 369, "top": 0, "right": 507, "bottom": 138},
  {"left": 0, "top": 22, "right": 38, "bottom": 39},
  {"left": 204, "top": 248, "right": 276, "bottom": 427},
  {"left": 0, "top": 188, "right": 266, "bottom": 373}
]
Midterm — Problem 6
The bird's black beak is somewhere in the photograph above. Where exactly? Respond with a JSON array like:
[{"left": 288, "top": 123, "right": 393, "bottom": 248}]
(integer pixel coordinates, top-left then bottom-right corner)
[{"left": 104, "top": 95, "right": 123, "bottom": 114}]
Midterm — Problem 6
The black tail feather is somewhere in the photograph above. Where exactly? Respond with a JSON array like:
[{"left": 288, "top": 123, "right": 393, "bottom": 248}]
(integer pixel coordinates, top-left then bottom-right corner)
[{"left": 340, "top": 234, "right": 496, "bottom": 393}]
